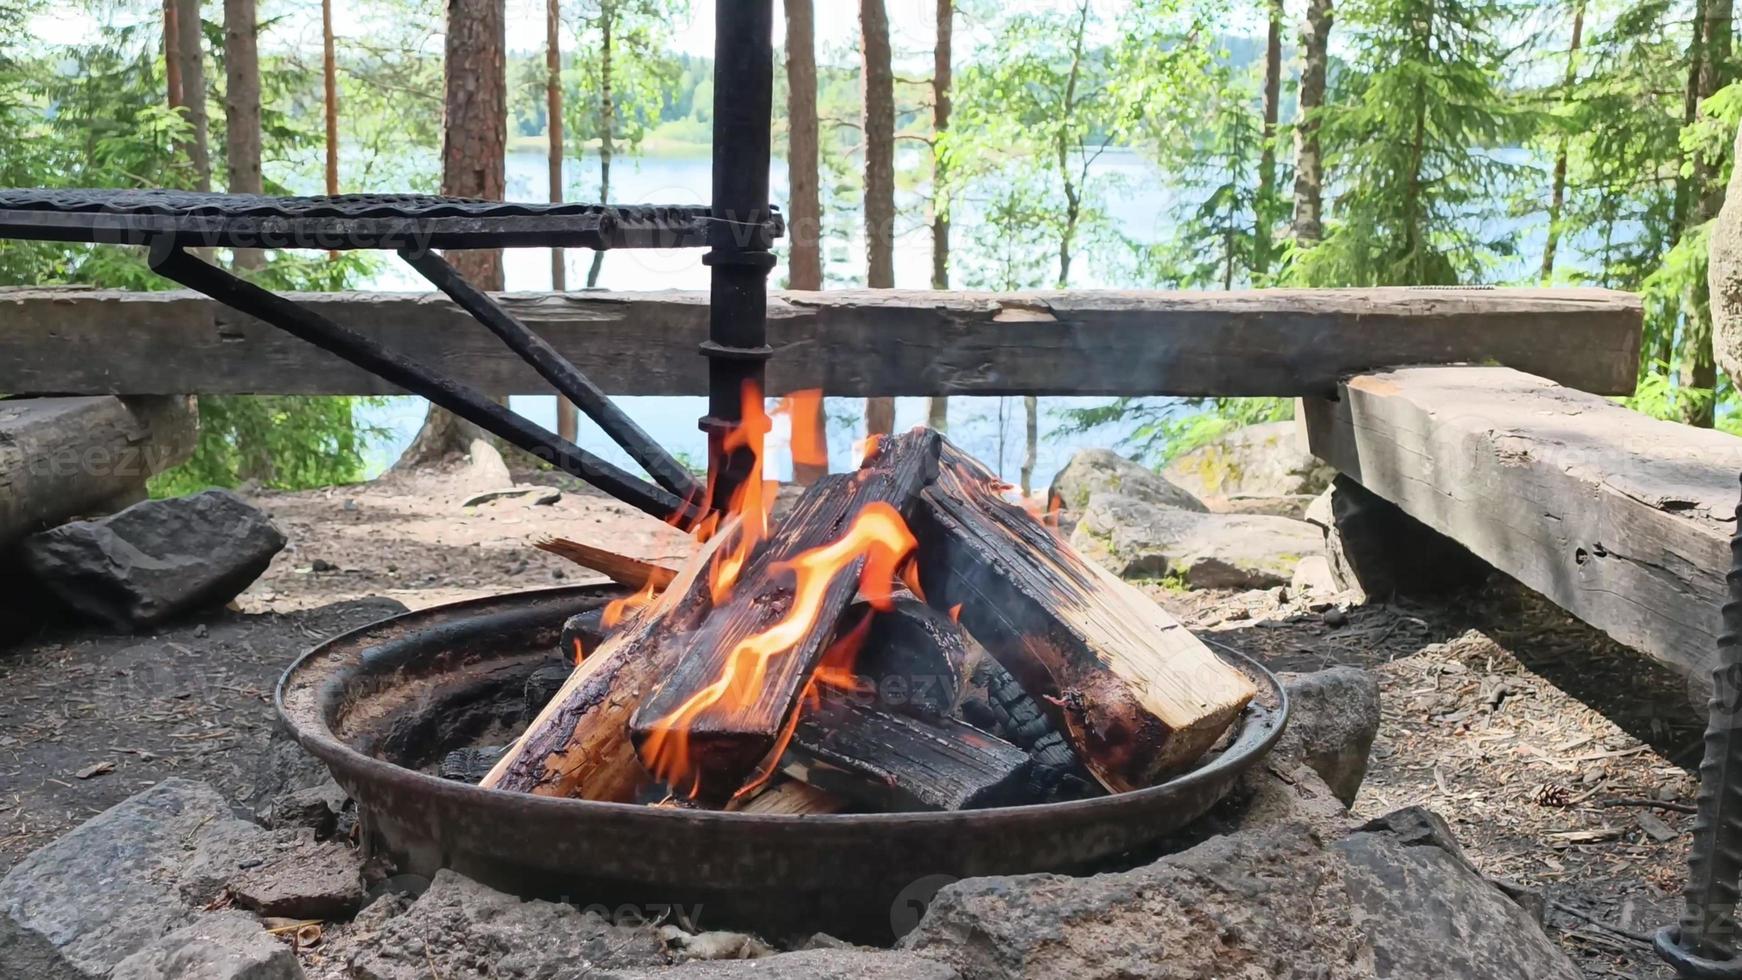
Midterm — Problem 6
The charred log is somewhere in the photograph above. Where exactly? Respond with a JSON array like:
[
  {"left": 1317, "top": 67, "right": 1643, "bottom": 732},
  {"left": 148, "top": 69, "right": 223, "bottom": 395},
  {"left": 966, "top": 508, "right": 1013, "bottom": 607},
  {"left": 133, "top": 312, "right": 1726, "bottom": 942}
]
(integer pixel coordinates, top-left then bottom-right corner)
[
  {"left": 852, "top": 592, "right": 971, "bottom": 721},
  {"left": 912, "top": 439, "right": 1256, "bottom": 792},
  {"left": 784, "top": 696, "right": 1029, "bottom": 810},
  {"left": 441, "top": 745, "right": 506, "bottom": 782},
  {"left": 628, "top": 430, "right": 942, "bottom": 803},
  {"left": 960, "top": 657, "right": 1099, "bottom": 803}
]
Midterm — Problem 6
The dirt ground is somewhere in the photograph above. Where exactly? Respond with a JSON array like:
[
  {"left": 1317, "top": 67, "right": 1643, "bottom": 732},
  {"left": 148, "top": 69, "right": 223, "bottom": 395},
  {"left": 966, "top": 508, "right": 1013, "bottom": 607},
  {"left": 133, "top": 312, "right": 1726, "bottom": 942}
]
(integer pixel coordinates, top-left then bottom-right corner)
[{"left": 0, "top": 457, "right": 1710, "bottom": 978}]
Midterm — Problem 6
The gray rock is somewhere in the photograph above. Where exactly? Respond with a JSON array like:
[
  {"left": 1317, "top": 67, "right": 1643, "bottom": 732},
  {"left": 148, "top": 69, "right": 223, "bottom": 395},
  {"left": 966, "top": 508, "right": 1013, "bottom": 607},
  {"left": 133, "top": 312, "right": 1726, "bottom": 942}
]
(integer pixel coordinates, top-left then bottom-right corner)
[
  {"left": 179, "top": 816, "right": 279, "bottom": 907},
  {"left": 245, "top": 725, "right": 334, "bottom": 815},
  {"left": 597, "top": 950, "right": 959, "bottom": 980},
  {"left": 261, "top": 779, "right": 350, "bottom": 839},
  {"left": 19, "top": 489, "right": 285, "bottom": 629},
  {"left": 1071, "top": 491, "right": 1322, "bottom": 589},
  {"left": 109, "top": 911, "right": 303, "bottom": 980},
  {"left": 230, "top": 835, "right": 366, "bottom": 920},
  {"left": 1279, "top": 667, "right": 1383, "bottom": 807},
  {"left": 1048, "top": 449, "right": 1206, "bottom": 514},
  {"left": 1712, "top": 120, "right": 1742, "bottom": 382},
  {"left": 1164, "top": 420, "right": 1335, "bottom": 501},
  {"left": 902, "top": 811, "right": 1579, "bottom": 979},
  {"left": 345, "top": 869, "right": 669, "bottom": 979},
  {"left": 0, "top": 778, "right": 259, "bottom": 979},
  {"left": 658, "top": 926, "right": 774, "bottom": 961},
  {"left": 1290, "top": 554, "right": 1340, "bottom": 598},
  {"left": 1319, "top": 476, "right": 1489, "bottom": 599}
]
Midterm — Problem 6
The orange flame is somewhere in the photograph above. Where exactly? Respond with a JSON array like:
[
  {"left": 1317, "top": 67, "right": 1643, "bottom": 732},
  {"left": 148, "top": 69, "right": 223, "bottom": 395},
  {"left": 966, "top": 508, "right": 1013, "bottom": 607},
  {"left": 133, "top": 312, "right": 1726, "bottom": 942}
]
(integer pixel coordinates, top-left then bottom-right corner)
[
  {"left": 948, "top": 602, "right": 963, "bottom": 623},
  {"left": 571, "top": 636, "right": 587, "bottom": 666},
  {"left": 777, "top": 389, "right": 828, "bottom": 473},
  {"left": 706, "top": 381, "right": 777, "bottom": 604},
  {"left": 639, "top": 502, "right": 918, "bottom": 797}
]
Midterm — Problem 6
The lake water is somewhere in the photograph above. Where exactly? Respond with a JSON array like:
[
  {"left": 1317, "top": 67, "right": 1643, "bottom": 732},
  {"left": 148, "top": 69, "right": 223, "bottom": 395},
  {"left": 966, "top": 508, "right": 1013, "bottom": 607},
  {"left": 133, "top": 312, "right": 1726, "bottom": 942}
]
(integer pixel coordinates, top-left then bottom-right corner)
[{"left": 357, "top": 148, "right": 1181, "bottom": 487}]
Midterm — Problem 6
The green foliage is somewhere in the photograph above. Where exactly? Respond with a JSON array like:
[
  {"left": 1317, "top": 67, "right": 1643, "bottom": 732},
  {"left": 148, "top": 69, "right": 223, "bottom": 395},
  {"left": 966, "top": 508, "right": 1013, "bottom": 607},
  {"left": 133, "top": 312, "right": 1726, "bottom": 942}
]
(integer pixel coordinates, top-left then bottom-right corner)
[
  {"left": 1055, "top": 396, "right": 1291, "bottom": 465},
  {"left": 150, "top": 396, "right": 385, "bottom": 496},
  {"left": 1294, "top": 0, "right": 1534, "bottom": 287}
]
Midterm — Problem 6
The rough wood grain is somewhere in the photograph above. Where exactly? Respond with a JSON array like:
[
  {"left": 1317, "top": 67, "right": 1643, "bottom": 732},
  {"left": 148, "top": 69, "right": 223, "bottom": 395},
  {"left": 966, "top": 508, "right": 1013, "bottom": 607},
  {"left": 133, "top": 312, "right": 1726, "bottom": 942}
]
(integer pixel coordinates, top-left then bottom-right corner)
[
  {"left": 480, "top": 517, "right": 739, "bottom": 801},
  {"left": 0, "top": 287, "right": 1642, "bottom": 396},
  {"left": 912, "top": 441, "right": 1257, "bottom": 793},
  {"left": 0, "top": 396, "right": 198, "bottom": 546},
  {"left": 533, "top": 537, "right": 676, "bottom": 590},
  {"left": 783, "top": 698, "right": 1030, "bottom": 810},
  {"left": 1300, "top": 365, "right": 1742, "bottom": 677},
  {"left": 628, "top": 430, "right": 943, "bottom": 803}
]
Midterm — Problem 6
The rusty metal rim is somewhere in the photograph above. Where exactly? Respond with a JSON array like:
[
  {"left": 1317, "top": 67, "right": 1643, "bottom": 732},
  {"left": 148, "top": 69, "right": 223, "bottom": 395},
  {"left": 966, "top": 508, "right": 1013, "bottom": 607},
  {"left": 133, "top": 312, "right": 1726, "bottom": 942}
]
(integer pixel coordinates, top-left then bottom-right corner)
[{"left": 275, "top": 584, "right": 1288, "bottom": 832}]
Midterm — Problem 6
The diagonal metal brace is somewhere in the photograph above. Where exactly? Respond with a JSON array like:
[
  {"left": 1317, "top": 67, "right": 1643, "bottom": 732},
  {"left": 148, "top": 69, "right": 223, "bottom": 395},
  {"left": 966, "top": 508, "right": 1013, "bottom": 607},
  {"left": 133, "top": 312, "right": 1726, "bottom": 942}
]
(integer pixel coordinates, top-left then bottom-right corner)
[
  {"left": 146, "top": 240, "right": 703, "bottom": 527},
  {"left": 397, "top": 247, "right": 704, "bottom": 503}
]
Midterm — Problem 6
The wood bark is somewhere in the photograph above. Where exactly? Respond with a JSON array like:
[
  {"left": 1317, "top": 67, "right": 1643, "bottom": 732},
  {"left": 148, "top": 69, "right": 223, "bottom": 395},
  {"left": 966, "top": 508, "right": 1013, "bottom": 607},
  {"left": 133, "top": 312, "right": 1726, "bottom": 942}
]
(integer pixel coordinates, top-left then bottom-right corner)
[
  {"left": 321, "top": 0, "right": 338, "bottom": 197},
  {"left": 785, "top": 0, "right": 824, "bottom": 293},
  {"left": 222, "top": 0, "right": 263, "bottom": 269},
  {"left": 483, "top": 518, "right": 742, "bottom": 801},
  {"left": 860, "top": 0, "right": 896, "bottom": 439},
  {"left": 1540, "top": 0, "right": 1585, "bottom": 284},
  {"left": 1680, "top": 0, "right": 1733, "bottom": 427},
  {"left": 585, "top": 6, "right": 614, "bottom": 289},
  {"left": 926, "top": 0, "right": 953, "bottom": 433},
  {"left": 0, "top": 287, "right": 1647, "bottom": 398},
  {"left": 547, "top": 0, "right": 577, "bottom": 441},
  {"left": 175, "top": 0, "right": 211, "bottom": 191},
  {"left": 164, "top": 0, "right": 182, "bottom": 113},
  {"left": 628, "top": 430, "right": 942, "bottom": 803},
  {"left": 407, "top": 0, "right": 510, "bottom": 466},
  {"left": 1255, "top": 0, "right": 1282, "bottom": 279},
  {"left": 784, "top": 698, "right": 1029, "bottom": 810},
  {"left": 783, "top": 0, "right": 828, "bottom": 484},
  {"left": 534, "top": 536, "right": 676, "bottom": 590},
  {"left": 911, "top": 441, "right": 1257, "bottom": 792},
  {"left": 1300, "top": 365, "right": 1742, "bottom": 679},
  {"left": 1292, "top": 0, "right": 1332, "bottom": 244}
]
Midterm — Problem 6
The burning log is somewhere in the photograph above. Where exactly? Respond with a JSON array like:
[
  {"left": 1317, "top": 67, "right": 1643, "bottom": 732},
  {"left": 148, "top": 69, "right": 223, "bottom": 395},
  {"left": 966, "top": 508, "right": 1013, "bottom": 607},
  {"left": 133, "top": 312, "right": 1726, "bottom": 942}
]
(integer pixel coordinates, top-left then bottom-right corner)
[
  {"left": 853, "top": 593, "right": 972, "bottom": 721},
  {"left": 782, "top": 697, "right": 1030, "bottom": 810},
  {"left": 735, "top": 778, "right": 847, "bottom": 816},
  {"left": 480, "top": 517, "right": 741, "bottom": 801},
  {"left": 628, "top": 429, "right": 943, "bottom": 803},
  {"left": 911, "top": 440, "right": 1256, "bottom": 793}
]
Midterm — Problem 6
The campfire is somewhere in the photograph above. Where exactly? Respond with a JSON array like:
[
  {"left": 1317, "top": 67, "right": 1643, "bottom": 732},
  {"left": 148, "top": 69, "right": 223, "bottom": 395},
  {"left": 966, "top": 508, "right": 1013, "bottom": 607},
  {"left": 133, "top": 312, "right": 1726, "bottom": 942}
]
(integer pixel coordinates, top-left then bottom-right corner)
[{"left": 477, "top": 385, "right": 1258, "bottom": 815}]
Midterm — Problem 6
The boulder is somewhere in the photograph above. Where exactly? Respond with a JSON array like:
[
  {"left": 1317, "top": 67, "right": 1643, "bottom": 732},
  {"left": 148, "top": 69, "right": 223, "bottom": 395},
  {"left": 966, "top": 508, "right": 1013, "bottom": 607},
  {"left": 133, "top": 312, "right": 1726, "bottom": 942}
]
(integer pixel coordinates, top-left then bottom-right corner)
[
  {"left": 1278, "top": 667, "right": 1383, "bottom": 807},
  {"left": 901, "top": 811, "right": 1579, "bottom": 980},
  {"left": 345, "top": 869, "right": 670, "bottom": 980},
  {"left": 1312, "top": 477, "right": 1489, "bottom": 600},
  {"left": 1290, "top": 554, "right": 1340, "bottom": 599},
  {"left": 1071, "top": 491, "right": 1322, "bottom": 589},
  {"left": 1711, "top": 119, "right": 1742, "bottom": 382},
  {"left": 1164, "top": 420, "right": 1335, "bottom": 502},
  {"left": 19, "top": 489, "right": 286, "bottom": 630},
  {"left": 0, "top": 778, "right": 267, "bottom": 979},
  {"left": 1048, "top": 449, "right": 1206, "bottom": 514},
  {"left": 229, "top": 834, "right": 366, "bottom": 921},
  {"left": 109, "top": 911, "right": 303, "bottom": 980},
  {"left": 596, "top": 950, "right": 960, "bottom": 980}
]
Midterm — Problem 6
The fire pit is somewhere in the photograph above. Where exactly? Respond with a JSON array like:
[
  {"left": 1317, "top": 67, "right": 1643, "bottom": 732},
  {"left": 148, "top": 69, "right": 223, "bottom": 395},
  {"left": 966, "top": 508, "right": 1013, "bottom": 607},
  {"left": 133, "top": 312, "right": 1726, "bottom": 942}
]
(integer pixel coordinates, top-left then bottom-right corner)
[{"left": 277, "top": 582, "right": 1286, "bottom": 941}]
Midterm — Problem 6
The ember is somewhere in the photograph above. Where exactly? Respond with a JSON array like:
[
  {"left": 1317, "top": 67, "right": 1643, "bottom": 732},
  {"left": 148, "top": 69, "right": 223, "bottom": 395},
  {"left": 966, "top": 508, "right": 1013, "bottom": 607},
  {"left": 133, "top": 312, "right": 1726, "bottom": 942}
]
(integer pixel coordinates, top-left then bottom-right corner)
[{"left": 489, "top": 387, "right": 1257, "bottom": 812}]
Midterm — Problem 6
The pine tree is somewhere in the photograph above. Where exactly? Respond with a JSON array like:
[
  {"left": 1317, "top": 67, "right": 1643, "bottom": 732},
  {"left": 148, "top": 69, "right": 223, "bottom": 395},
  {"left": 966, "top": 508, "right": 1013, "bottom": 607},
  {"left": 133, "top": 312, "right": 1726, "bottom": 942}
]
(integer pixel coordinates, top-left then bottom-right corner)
[{"left": 1296, "top": 0, "right": 1532, "bottom": 286}]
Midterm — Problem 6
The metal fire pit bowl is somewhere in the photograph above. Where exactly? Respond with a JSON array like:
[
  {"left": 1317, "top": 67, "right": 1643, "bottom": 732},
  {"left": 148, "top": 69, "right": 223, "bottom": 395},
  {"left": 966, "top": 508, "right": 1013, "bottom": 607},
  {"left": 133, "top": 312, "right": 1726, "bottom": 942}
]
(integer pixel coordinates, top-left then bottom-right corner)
[{"left": 278, "top": 584, "right": 1289, "bottom": 941}]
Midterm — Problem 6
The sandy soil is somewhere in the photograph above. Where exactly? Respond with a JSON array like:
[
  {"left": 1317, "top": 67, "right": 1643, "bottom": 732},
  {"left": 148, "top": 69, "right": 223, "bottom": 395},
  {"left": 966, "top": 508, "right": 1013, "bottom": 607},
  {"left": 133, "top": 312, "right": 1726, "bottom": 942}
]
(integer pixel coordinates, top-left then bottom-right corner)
[{"left": 0, "top": 457, "right": 1710, "bottom": 978}]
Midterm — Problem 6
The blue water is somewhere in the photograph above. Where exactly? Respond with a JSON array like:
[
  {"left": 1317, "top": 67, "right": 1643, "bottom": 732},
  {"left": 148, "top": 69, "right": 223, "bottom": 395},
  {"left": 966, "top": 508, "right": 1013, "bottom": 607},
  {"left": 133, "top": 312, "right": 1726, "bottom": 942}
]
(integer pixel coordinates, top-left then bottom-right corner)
[{"left": 356, "top": 148, "right": 1177, "bottom": 488}]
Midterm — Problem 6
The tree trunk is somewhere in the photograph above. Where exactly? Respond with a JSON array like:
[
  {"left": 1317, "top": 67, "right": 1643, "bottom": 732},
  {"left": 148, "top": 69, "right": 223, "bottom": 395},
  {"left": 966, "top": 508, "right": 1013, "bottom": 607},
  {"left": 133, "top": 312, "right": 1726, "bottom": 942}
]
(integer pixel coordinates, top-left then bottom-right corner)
[
  {"left": 322, "top": 0, "right": 338, "bottom": 197},
  {"left": 402, "top": 0, "right": 508, "bottom": 467},
  {"left": 586, "top": 8, "right": 614, "bottom": 288},
  {"left": 785, "top": 0, "right": 829, "bottom": 481},
  {"left": 1292, "top": 0, "right": 1332, "bottom": 245},
  {"left": 1019, "top": 395, "right": 1037, "bottom": 496},
  {"left": 163, "top": 0, "right": 182, "bottom": 112},
  {"left": 861, "top": 0, "right": 896, "bottom": 438},
  {"left": 926, "top": 0, "right": 952, "bottom": 433},
  {"left": 1680, "top": 0, "right": 1733, "bottom": 427},
  {"left": 548, "top": 0, "right": 576, "bottom": 442},
  {"left": 1540, "top": 0, "right": 1584, "bottom": 284},
  {"left": 222, "top": 0, "right": 263, "bottom": 269},
  {"left": 175, "top": 0, "right": 210, "bottom": 191},
  {"left": 1255, "top": 0, "right": 1282, "bottom": 279}
]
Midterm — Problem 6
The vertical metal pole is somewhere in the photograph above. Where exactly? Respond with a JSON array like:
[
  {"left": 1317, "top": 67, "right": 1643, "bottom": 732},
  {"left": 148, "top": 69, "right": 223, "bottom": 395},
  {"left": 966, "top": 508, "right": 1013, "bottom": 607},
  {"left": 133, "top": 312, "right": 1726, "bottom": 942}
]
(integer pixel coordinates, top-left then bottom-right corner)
[{"left": 702, "top": 0, "right": 776, "bottom": 513}]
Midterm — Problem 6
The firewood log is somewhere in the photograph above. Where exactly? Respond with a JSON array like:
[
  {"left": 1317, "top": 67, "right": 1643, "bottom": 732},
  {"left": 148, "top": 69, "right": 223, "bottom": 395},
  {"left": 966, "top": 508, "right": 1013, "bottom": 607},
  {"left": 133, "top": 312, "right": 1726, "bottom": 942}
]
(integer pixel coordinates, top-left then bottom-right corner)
[
  {"left": 534, "top": 537, "right": 677, "bottom": 590},
  {"left": 735, "top": 778, "right": 847, "bottom": 816},
  {"left": 782, "top": 697, "right": 1030, "bottom": 810},
  {"left": 853, "top": 593, "right": 972, "bottom": 721},
  {"left": 628, "top": 430, "right": 943, "bottom": 803},
  {"left": 911, "top": 440, "right": 1256, "bottom": 793},
  {"left": 480, "top": 517, "right": 741, "bottom": 801}
]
